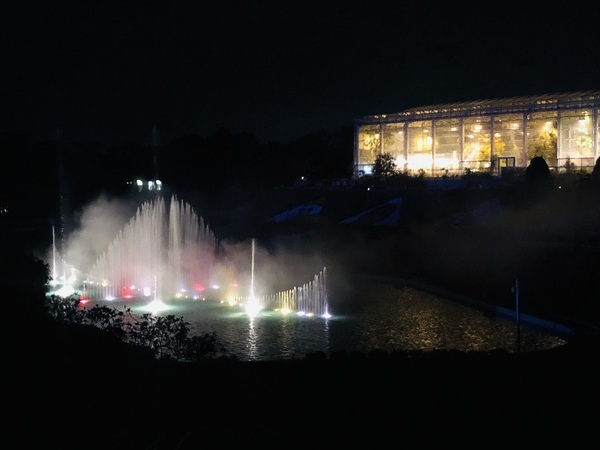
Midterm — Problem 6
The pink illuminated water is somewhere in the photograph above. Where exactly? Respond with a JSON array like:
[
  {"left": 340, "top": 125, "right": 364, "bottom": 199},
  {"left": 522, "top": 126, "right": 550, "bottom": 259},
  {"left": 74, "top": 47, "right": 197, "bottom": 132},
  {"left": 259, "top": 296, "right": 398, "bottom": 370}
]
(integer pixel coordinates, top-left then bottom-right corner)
[
  {"left": 74, "top": 195, "right": 329, "bottom": 318},
  {"left": 84, "top": 195, "right": 218, "bottom": 301}
]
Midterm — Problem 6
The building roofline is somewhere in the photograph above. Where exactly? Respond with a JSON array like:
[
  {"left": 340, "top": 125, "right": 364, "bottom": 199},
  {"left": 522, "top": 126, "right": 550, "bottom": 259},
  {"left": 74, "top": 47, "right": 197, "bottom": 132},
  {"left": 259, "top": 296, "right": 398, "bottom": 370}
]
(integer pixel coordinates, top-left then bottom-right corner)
[{"left": 356, "top": 90, "right": 600, "bottom": 124}]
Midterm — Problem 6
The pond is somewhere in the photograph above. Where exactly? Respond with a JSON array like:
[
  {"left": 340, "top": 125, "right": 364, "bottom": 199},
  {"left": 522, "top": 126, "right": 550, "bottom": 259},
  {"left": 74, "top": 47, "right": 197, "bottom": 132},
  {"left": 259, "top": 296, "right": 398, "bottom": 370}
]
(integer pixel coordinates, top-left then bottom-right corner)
[{"left": 100, "top": 280, "right": 569, "bottom": 361}]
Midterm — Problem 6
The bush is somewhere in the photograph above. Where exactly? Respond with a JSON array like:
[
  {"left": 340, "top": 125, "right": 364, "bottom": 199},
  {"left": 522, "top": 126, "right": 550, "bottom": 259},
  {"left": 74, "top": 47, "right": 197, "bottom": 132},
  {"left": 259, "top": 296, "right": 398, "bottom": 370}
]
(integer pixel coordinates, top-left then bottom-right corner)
[
  {"left": 372, "top": 153, "right": 397, "bottom": 177},
  {"left": 525, "top": 156, "right": 552, "bottom": 186},
  {"left": 593, "top": 157, "right": 600, "bottom": 185},
  {"left": 44, "top": 295, "right": 228, "bottom": 362}
]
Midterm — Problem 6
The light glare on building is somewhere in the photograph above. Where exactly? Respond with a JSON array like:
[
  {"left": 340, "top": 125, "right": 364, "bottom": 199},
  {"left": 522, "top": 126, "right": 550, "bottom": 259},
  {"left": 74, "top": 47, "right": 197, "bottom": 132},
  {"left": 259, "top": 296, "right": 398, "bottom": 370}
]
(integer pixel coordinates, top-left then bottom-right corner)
[{"left": 354, "top": 91, "right": 599, "bottom": 178}]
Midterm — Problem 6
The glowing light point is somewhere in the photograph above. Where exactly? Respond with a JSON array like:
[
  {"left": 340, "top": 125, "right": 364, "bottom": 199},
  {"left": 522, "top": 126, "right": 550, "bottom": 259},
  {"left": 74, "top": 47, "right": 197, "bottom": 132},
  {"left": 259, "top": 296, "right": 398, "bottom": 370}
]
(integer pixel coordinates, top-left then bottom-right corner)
[
  {"left": 143, "top": 299, "right": 171, "bottom": 314},
  {"left": 245, "top": 296, "right": 261, "bottom": 318},
  {"left": 55, "top": 284, "right": 75, "bottom": 298}
]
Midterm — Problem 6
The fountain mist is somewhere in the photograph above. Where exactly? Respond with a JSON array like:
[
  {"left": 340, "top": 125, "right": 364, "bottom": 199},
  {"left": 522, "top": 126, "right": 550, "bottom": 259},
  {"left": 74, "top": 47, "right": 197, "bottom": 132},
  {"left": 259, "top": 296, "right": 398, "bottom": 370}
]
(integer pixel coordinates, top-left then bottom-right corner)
[
  {"left": 50, "top": 194, "right": 330, "bottom": 317},
  {"left": 84, "top": 195, "right": 218, "bottom": 301}
]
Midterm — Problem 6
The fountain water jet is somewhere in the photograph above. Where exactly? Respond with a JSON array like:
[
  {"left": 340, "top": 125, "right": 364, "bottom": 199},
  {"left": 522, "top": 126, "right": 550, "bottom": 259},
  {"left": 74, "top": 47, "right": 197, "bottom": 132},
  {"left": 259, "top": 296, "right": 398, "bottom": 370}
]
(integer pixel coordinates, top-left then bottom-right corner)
[
  {"left": 84, "top": 195, "right": 218, "bottom": 302},
  {"left": 265, "top": 267, "right": 329, "bottom": 318},
  {"left": 47, "top": 224, "right": 79, "bottom": 298},
  {"left": 238, "top": 238, "right": 330, "bottom": 318},
  {"left": 48, "top": 195, "right": 330, "bottom": 318},
  {"left": 244, "top": 238, "right": 261, "bottom": 318}
]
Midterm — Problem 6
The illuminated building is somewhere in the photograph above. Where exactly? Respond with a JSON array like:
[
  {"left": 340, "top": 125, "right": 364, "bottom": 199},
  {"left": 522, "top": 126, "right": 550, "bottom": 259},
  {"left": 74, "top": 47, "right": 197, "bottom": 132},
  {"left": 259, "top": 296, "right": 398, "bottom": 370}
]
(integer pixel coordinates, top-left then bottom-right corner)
[{"left": 354, "top": 91, "right": 599, "bottom": 178}]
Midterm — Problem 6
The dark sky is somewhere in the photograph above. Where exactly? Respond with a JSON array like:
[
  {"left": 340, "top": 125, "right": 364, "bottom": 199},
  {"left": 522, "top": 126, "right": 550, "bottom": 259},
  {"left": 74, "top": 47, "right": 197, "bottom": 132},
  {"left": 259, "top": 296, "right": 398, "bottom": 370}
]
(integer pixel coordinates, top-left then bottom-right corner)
[{"left": 2, "top": 0, "right": 599, "bottom": 147}]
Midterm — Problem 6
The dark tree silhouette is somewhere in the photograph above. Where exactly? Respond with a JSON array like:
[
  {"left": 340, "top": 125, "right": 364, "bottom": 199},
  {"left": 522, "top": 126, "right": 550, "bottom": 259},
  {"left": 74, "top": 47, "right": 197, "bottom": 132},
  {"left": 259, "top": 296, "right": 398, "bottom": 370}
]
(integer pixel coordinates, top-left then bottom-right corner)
[
  {"left": 525, "top": 156, "right": 553, "bottom": 187},
  {"left": 593, "top": 157, "right": 600, "bottom": 185},
  {"left": 373, "top": 152, "right": 397, "bottom": 177}
]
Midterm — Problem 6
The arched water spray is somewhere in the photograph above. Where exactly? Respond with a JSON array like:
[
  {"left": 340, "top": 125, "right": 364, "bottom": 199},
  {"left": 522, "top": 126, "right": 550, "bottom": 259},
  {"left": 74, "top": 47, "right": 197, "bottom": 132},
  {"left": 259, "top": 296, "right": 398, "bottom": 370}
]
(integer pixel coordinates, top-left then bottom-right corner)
[
  {"left": 84, "top": 195, "right": 218, "bottom": 302},
  {"left": 239, "top": 266, "right": 330, "bottom": 318}
]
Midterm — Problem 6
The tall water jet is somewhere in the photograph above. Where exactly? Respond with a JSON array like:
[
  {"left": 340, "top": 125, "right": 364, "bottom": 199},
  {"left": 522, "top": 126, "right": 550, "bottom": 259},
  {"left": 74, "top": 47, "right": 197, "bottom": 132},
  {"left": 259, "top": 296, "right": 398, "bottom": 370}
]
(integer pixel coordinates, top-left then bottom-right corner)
[
  {"left": 47, "top": 224, "right": 79, "bottom": 297},
  {"left": 244, "top": 238, "right": 261, "bottom": 318},
  {"left": 250, "top": 237, "right": 255, "bottom": 298},
  {"left": 84, "top": 195, "right": 218, "bottom": 302}
]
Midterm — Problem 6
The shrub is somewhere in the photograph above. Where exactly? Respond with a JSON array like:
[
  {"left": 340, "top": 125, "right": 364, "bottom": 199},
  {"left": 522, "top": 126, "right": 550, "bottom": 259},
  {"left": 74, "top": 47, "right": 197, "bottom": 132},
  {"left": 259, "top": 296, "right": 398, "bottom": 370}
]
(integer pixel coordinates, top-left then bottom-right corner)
[{"left": 44, "top": 295, "right": 228, "bottom": 362}]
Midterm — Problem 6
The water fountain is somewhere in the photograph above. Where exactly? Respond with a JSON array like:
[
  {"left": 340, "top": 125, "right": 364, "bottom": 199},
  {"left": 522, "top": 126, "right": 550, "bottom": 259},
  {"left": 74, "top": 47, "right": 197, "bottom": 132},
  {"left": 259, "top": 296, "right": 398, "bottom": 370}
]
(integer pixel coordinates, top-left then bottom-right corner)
[
  {"left": 48, "top": 194, "right": 330, "bottom": 318},
  {"left": 236, "top": 238, "right": 330, "bottom": 318},
  {"left": 44, "top": 194, "right": 568, "bottom": 360},
  {"left": 262, "top": 267, "right": 330, "bottom": 318},
  {"left": 47, "top": 224, "right": 79, "bottom": 298},
  {"left": 83, "top": 195, "right": 218, "bottom": 302}
]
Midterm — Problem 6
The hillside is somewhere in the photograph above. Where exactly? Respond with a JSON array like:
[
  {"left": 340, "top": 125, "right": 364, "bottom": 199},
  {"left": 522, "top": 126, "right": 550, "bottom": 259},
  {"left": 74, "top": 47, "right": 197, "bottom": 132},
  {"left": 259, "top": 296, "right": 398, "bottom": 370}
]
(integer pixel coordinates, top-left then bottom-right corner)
[{"left": 194, "top": 177, "right": 600, "bottom": 330}]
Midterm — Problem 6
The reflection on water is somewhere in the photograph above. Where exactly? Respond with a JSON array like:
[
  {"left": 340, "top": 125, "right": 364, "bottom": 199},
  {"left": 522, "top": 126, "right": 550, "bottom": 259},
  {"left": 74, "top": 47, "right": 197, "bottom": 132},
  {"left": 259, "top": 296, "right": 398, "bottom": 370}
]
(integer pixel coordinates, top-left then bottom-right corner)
[
  {"left": 246, "top": 318, "right": 259, "bottom": 361},
  {"left": 323, "top": 318, "right": 330, "bottom": 357},
  {"left": 349, "top": 283, "right": 565, "bottom": 354},
  {"left": 118, "top": 281, "right": 567, "bottom": 361}
]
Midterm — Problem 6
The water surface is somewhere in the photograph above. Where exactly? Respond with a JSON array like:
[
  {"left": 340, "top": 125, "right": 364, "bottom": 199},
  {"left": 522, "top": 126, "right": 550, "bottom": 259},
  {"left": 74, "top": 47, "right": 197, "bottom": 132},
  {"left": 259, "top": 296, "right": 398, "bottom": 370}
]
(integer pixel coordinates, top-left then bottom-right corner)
[{"left": 106, "top": 281, "right": 568, "bottom": 361}]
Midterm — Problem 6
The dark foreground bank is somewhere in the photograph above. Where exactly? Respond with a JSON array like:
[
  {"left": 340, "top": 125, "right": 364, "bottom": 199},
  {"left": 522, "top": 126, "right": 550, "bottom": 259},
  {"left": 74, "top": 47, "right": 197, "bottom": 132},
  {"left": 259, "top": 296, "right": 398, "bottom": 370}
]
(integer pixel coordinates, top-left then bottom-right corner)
[{"left": 8, "top": 315, "right": 600, "bottom": 449}]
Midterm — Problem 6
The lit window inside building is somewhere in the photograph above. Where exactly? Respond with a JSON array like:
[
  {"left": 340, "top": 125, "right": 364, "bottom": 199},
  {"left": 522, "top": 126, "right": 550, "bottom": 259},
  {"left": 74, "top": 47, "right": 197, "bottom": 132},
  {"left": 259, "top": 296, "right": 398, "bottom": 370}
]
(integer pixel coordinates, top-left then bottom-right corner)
[{"left": 354, "top": 91, "right": 599, "bottom": 178}]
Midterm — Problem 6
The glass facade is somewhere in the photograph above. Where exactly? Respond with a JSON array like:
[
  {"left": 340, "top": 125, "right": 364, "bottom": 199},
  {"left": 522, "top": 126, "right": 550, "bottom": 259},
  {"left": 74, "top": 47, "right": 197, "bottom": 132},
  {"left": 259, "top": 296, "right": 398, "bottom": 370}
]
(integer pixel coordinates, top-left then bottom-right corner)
[
  {"left": 525, "top": 112, "right": 558, "bottom": 167},
  {"left": 382, "top": 122, "right": 406, "bottom": 170},
  {"left": 357, "top": 124, "right": 380, "bottom": 175},
  {"left": 354, "top": 91, "right": 600, "bottom": 178},
  {"left": 407, "top": 121, "right": 432, "bottom": 174},
  {"left": 559, "top": 108, "right": 595, "bottom": 171},
  {"left": 433, "top": 119, "right": 461, "bottom": 176},
  {"left": 493, "top": 114, "right": 525, "bottom": 167},
  {"left": 463, "top": 117, "right": 491, "bottom": 173}
]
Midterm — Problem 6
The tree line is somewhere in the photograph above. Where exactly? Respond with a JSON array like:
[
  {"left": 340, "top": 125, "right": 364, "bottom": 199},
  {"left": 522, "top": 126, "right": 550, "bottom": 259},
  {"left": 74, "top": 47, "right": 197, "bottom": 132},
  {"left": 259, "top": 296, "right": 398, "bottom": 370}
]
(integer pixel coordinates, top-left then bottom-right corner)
[{"left": 0, "top": 126, "right": 354, "bottom": 223}]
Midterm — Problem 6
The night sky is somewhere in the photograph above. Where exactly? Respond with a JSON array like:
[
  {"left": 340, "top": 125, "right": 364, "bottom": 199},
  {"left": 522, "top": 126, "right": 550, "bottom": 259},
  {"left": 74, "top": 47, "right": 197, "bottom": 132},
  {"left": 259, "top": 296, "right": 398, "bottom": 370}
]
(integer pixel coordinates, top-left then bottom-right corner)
[{"left": 2, "top": 0, "right": 599, "bottom": 147}]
